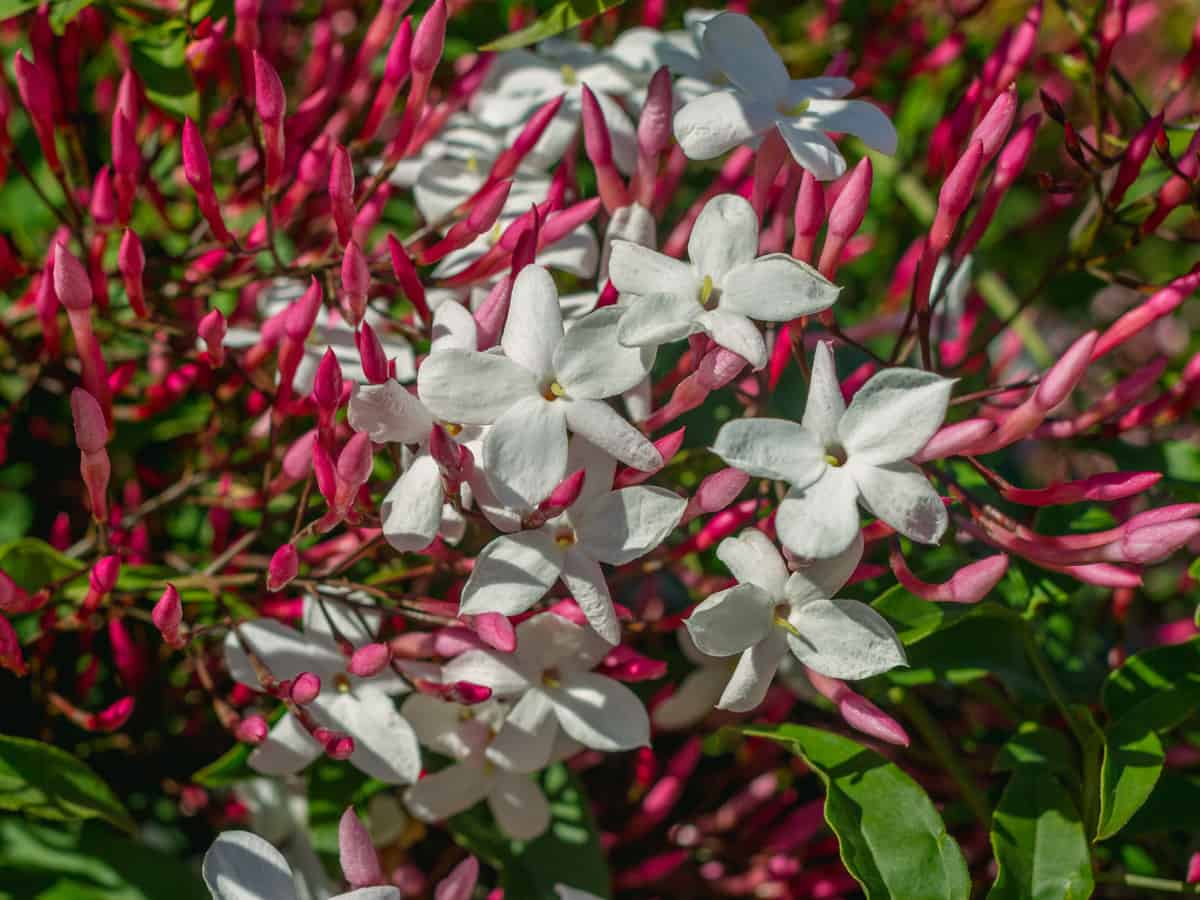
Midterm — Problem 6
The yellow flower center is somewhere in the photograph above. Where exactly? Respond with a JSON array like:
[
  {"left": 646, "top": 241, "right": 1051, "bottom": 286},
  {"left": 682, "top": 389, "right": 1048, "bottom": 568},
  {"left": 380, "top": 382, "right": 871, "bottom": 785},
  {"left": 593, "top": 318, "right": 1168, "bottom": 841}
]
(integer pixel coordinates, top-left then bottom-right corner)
[
  {"left": 780, "top": 98, "right": 812, "bottom": 117},
  {"left": 334, "top": 673, "right": 352, "bottom": 694},
  {"left": 824, "top": 444, "right": 848, "bottom": 467},
  {"left": 560, "top": 64, "right": 578, "bottom": 86},
  {"left": 542, "top": 668, "right": 562, "bottom": 689},
  {"left": 465, "top": 154, "right": 479, "bottom": 173},
  {"left": 442, "top": 422, "right": 463, "bottom": 437},
  {"left": 554, "top": 527, "right": 577, "bottom": 548},
  {"left": 542, "top": 381, "right": 567, "bottom": 401},
  {"left": 699, "top": 274, "right": 715, "bottom": 306}
]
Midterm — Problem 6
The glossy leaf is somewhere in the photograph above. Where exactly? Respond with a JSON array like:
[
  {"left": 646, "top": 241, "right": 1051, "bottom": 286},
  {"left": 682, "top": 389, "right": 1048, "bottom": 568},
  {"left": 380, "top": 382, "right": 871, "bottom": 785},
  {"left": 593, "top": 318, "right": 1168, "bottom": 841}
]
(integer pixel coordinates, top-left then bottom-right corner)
[
  {"left": 0, "top": 735, "right": 135, "bottom": 833},
  {"left": 130, "top": 22, "right": 199, "bottom": 119},
  {"left": 745, "top": 724, "right": 970, "bottom": 900},
  {"left": 481, "top": 0, "right": 628, "bottom": 51}
]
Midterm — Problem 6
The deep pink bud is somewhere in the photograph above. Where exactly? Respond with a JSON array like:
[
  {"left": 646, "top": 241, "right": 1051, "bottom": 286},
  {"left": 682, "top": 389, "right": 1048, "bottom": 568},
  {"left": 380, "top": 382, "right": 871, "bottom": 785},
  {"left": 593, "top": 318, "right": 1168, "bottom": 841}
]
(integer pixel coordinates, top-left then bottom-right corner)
[
  {"left": 336, "top": 432, "right": 374, "bottom": 486},
  {"left": 325, "top": 734, "right": 355, "bottom": 759},
  {"left": 385, "top": 17, "right": 414, "bottom": 84},
  {"left": 286, "top": 277, "right": 324, "bottom": 341},
  {"left": 791, "top": 170, "right": 825, "bottom": 261},
  {"left": 236, "top": 715, "right": 269, "bottom": 743},
  {"left": 0, "top": 571, "right": 33, "bottom": 615},
  {"left": 356, "top": 322, "right": 390, "bottom": 384},
  {"left": 89, "top": 555, "right": 121, "bottom": 596},
  {"left": 313, "top": 348, "right": 344, "bottom": 411},
  {"left": 615, "top": 427, "right": 686, "bottom": 487},
  {"left": 1035, "top": 330, "right": 1098, "bottom": 409},
  {"left": 91, "top": 167, "right": 117, "bottom": 225},
  {"left": 448, "top": 681, "right": 492, "bottom": 705},
  {"left": 267, "top": 543, "right": 299, "bottom": 592},
  {"left": 410, "top": 0, "right": 447, "bottom": 75},
  {"left": 253, "top": 52, "right": 285, "bottom": 123},
  {"left": 1188, "top": 851, "right": 1200, "bottom": 885},
  {"left": 330, "top": 144, "right": 356, "bottom": 246},
  {"left": 182, "top": 118, "right": 214, "bottom": 190},
  {"left": 118, "top": 229, "right": 147, "bottom": 318},
  {"left": 198, "top": 308, "right": 227, "bottom": 366},
  {"left": 54, "top": 245, "right": 92, "bottom": 311},
  {"left": 495, "top": 95, "right": 565, "bottom": 180},
  {"left": 339, "top": 807, "right": 385, "bottom": 887},
  {"left": 580, "top": 84, "right": 613, "bottom": 167},
  {"left": 349, "top": 643, "right": 391, "bottom": 678},
  {"left": 827, "top": 158, "right": 872, "bottom": 240},
  {"left": 465, "top": 180, "right": 512, "bottom": 234},
  {"left": 13, "top": 51, "right": 59, "bottom": 170},
  {"left": 995, "top": 114, "right": 1041, "bottom": 191},
  {"left": 931, "top": 141, "right": 984, "bottom": 253},
  {"left": 94, "top": 696, "right": 135, "bottom": 732},
  {"left": 152, "top": 584, "right": 184, "bottom": 646},
  {"left": 968, "top": 86, "right": 1017, "bottom": 165},
  {"left": 542, "top": 468, "right": 586, "bottom": 513},
  {"left": 111, "top": 112, "right": 139, "bottom": 177},
  {"left": 71, "top": 388, "right": 108, "bottom": 453},
  {"left": 387, "top": 234, "right": 429, "bottom": 322},
  {"left": 1120, "top": 520, "right": 1200, "bottom": 565},
  {"left": 290, "top": 671, "right": 321, "bottom": 704},
  {"left": 1110, "top": 114, "right": 1162, "bottom": 206},
  {"left": 0, "top": 615, "right": 27, "bottom": 676},
  {"left": 341, "top": 241, "right": 370, "bottom": 325},
  {"left": 313, "top": 442, "right": 337, "bottom": 504}
]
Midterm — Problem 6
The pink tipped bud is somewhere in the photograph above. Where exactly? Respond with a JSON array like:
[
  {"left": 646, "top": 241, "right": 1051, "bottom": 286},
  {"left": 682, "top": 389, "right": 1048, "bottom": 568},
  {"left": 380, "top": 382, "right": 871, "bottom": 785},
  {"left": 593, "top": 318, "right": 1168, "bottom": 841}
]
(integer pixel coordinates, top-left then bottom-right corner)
[
  {"left": 448, "top": 681, "right": 492, "bottom": 705},
  {"left": 339, "top": 807, "right": 384, "bottom": 887},
  {"left": 580, "top": 84, "right": 613, "bottom": 168},
  {"left": 71, "top": 388, "right": 108, "bottom": 452},
  {"left": 290, "top": 671, "right": 321, "bottom": 704},
  {"left": 837, "top": 690, "right": 911, "bottom": 746},
  {"left": 313, "top": 442, "right": 337, "bottom": 504},
  {"left": 54, "top": 245, "right": 92, "bottom": 311},
  {"left": 112, "top": 112, "right": 139, "bottom": 177},
  {"left": 90, "top": 555, "right": 121, "bottom": 595},
  {"left": 152, "top": 584, "right": 184, "bottom": 645},
  {"left": 1034, "top": 330, "right": 1098, "bottom": 409},
  {"left": 615, "top": 427, "right": 686, "bottom": 487},
  {"left": 385, "top": 17, "right": 414, "bottom": 84},
  {"left": 542, "top": 468, "right": 586, "bottom": 513},
  {"left": 349, "top": 643, "right": 391, "bottom": 678},
  {"left": 931, "top": 141, "right": 984, "bottom": 253},
  {"left": 286, "top": 277, "right": 324, "bottom": 341},
  {"left": 411, "top": 0, "right": 447, "bottom": 75},
  {"left": 252, "top": 51, "right": 285, "bottom": 123},
  {"left": 386, "top": 234, "right": 429, "bottom": 322},
  {"left": 827, "top": 158, "right": 873, "bottom": 240},
  {"left": 118, "top": 229, "right": 147, "bottom": 317},
  {"left": 1110, "top": 114, "right": 1161, "bottom": 206},
  {"left": 182, "top": 118, "right": 214, "bottom": 190},
  {"left": 467, "top": 612, "right": 516, "bottom": 653},
  {"left": 326, "top": 734, "right": 356, "bottom": 760},
  {"left": 267, "top": 543, "right": 299, "bottom": 592},
  {"left": 356, "top": 322, "right": 389, "bottom": 384},
  {"left": 313, "top": 348, "right": 344, "bottom": 411},
  {"left": 0, "top": 615, "right": 27, "bottom": 677},
  {"left": 436, "top": 857, "right": 480, "bottom": 900},
  {"left": 638, "top": 66, "right": 674, "bottom": 158},
  {"left": 341, "top": 241, "right": 370, "bottom": 325},
  {"left": 913, "top": 418, "right": 995, "bottom": 462},
  {"left": 337, "top": 432, "right": 374, "bottom": 486},
  {"left": 94, "top": 696, "right": 135, "bottom": 732},
  {"left": 687, "top": 468, "right": 749, "bottom": 520},
  {"left": 330, "top": 144, "right": 356, "bottom": 246},
  {"left": 465, "top": 180, "right": 512, "bottom": 234},
  {"left": 235, "top": 714, "right": 269, "bottom": 744},
  {"left": 198, "top": 308, "right": 227, "bottom": 366},
  {"left": 968, "top": 86, "right": 1017, "bottom": 165},
  {"left": 1120, "top": 520, "right": 1200, "bottom": 565}
]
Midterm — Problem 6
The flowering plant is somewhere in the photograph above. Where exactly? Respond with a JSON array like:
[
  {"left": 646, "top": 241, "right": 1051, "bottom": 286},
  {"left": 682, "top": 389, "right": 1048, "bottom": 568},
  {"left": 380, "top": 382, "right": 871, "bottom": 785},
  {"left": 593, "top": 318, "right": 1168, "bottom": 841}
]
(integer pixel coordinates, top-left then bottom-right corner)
[{"left": 2, "top": 0, "right": 1200, "bottom": 897}]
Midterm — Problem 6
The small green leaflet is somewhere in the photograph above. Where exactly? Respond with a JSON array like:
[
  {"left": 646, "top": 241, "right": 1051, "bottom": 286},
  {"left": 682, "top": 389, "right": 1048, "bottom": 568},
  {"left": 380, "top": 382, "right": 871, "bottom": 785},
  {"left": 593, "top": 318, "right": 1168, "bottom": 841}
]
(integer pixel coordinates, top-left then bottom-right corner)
[
  {"left": 130, "top": 22, "right": 200, "bottom": 119},
  {"left": 480, "top": 0, "right": 628, "bottom": 52},
  {"left": 0, "top": 0, "right": 38, "bottom": 22},
  {"left": 48, "top": 0, "right": 94, "bottom": 34},
  {"left": 745, "top": 724, "right": 971, "bottom": 900},
  {"left": 0, "top": 734, "right": 136, "bottom": 833}
]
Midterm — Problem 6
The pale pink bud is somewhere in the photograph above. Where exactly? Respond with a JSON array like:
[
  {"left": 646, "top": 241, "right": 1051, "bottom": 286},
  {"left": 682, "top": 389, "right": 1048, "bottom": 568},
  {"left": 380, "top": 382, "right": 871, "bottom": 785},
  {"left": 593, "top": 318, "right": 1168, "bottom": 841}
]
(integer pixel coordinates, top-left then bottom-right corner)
[
  {"left": 1092, "top": 270, "right": 1200, "bottom": 360},
  {"left": 355, "top": 322, "right": 389, "bottom": 384},
  {"left": 637, "top": 66, "right": 674, "bottom": 158},
  {"left": 890, "top": 544, "right": 1009, "bottom": 604},
  {"left": 71, "top": 388, "right": 108, "bottom": 453},
  {"left": 1120, "top": 520, "right": 1200, "bottom": 565},
  {"left": 349, "top": 643, "right": 391, "bottom": 678},
  {"left": 235, "top": 714, "right": 268, "bottom": 743},
  {"left": 0, "top": 615, "right": 27, "bottom": 676},
  {"left": 286, "top": 277, "right": 324, "bottom": 341},
  {"left": 791, "top": 171, "right": 825, "bottom": 261},
  {"left": 1034, "top": 330, "right": 1098, "bottom": 409},
  {"left": 290, "top": 671, "right": 321, "bottom": 704},
  {"left": 267, "top": 543, "right": 299, "bottom": 592},
  {"left": 198, "top": 308, "right": 227, "bottom": 366},
  {"left": 341, "top": 241, "right": 370, "bottom": 325},
  {"left": 968, "top": 86, "right": 1017, "bottom": 165},
  {"left": 931, "top": 141, "right": 984, "bottom": 253},
  {"left": 837, "top": 690, "right": 911, "bottom": 746},
  {"left": 90, "top": 555, "right": 121, "bottom": 595},
  {"left": 435, "top": 857, "right": 479, "bottom": 900},
  {"left": 467, "top": 612, "right": 516, "bottom": 653},
  {"left": 339, "top": 807, "right": 384, "bottom": 887},
  {"left": 410, "top": 0, "right": 447, "bottom": 75},
  {"left": 312, "top": 348, "right": 344, "bottom": 411},
  {"left": 329, "top": 144, "right": 356, "bottom": 246},
  {"left": 337, "top": 432, "right": 374, "bottom": 486},
  {"left": 1001, "top": 471, "right": 1161, "bottom": 506},
  {"left": 912, "top": 418, "right": 995, "bottom": 463},
  {"left": 54, "top": 245, "right": 92, "bottom": 311},
  {"left": 252, "top": 51, "right": 285, "bottom": 123},
  {"left": 686, "top": 467, "right": 749, "bottom": 521},
  {"left": 827, "top": 158, "right": 872, "bottom": 240}
]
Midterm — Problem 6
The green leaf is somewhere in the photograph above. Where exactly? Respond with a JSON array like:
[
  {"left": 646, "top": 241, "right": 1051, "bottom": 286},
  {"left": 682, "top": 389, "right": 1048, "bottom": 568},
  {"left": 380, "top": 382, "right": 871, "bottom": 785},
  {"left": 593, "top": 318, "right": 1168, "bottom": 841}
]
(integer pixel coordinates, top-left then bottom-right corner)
[
  {"left": 987, "top": 767, "right": 1094, "bottom": 900},
  {"left": 48, "top": 0, "right": 94, "bottom": 33},
  {"left": 0, "top": 0, "right": 38, "bottom": 22},
  {"left": 480, "top": 0, "right": 628, "bottom": 51},
  {"left": 1123, "top": 772, "right": 1200, "bottom": 836},
  {"left": 745, "top": 724, "right": 970, "bottom": 900},
  {"left": 1096, "top": 725, "right": 1163, "bottom": 841},
  {"left": 0, "top": 539, "right": 85, "bottom": 593},
  {"left": 449, "top": 763, "right": 611, "bottom": 899},
  {"left": 130, "top": 23, "right": 199, "bottom": 119},
  {"left": 993, "top": 723, "right": 1077, "bottom": 784},
  {"left": 0, "top": 735, "right": 135, "bottom": 833}
]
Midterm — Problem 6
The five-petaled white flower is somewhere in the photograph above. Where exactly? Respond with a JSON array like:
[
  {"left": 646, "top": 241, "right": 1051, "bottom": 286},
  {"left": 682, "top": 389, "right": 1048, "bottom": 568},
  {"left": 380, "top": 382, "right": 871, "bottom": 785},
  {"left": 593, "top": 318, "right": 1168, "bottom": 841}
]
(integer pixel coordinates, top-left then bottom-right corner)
[
  {"left": 223, "top": 595, "right": 422, "bottom": 785},
  {"left": 672, "top": 12, "right": 897, "bottom": 180},
  {"left": 686, "top": 529, "right": 904, "bottom": 710},
  {"left": 713, "top": 341, "right": 952, "bottom": 559},
  {"left": 459, "top": 437, "right": 685, "bottom": 643},
  {"left": 651, "top": 630, "right": 738, "bottom": 730},
  {"left": 418, "top": 265, "right": 658, "bottom": 510},
  {"left": 609, "top": 193, "right": 840, "bottom": 369},
  {"left": 402, "top": 694, "right": 569, "bottom": 841},
  {"left": 203, "top": 830, "right": 399, "bottom": 900},
  {"left": 442, "top": 612, "right": 652, "bottom": 770}
]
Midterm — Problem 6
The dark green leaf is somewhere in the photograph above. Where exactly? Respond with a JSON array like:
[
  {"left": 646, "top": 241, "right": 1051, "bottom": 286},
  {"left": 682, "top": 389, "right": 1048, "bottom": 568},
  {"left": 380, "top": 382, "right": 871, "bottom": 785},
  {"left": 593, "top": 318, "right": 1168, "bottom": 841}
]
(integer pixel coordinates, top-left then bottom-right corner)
[
  {"left": 993, "top": 723, "right": 1077, "bottom": 783},
  {"left": 987, "top": 767, "right": 1094, "bottom": 900},
  {"left": 0, "top": 539, "right": 85, "bottom": 593},
  {"left": 745, "top": 724, "right": 970, "bottom": 900},
  {"left": 450, "top": 763, "right": 611, "bottom": 899},
  {"left": 1123, "top": 772, "right": 1200, "bottom": 836},
  {"left": 480, "top": 0, "right": 628, "bottom": 51},
  {"left": 0, "top": 735, "right": 135, "bottom": 832},
  {"left": 130, "top": 23, "right": 199, "bottom": 119},
  {"left": 1096, "top": 725, "right": 1163, "bottom": 841},
  {"left": 48, "top": 0, "right": 94, "bottom": 33}
]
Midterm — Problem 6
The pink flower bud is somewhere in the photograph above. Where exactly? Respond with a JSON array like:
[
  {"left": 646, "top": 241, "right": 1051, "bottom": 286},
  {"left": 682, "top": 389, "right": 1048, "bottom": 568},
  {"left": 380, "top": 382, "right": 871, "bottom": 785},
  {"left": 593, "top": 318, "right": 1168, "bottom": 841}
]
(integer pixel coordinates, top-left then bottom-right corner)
[
  {"left": 337, "top": 432, "right": 374, "bottom": 486},
  {"left": 912, "top": 418, "right": 995, "bottom": 462},
  {"left": 386, "top": 234, "right": 429, "bottom": 323},
  {"left": 968, "top": 86, "right": 1017, "bottom": 165},
  {"left": 494, "top": 95, "right": 564, "bottom": 182},
  {"left": 329, "top": 144, "right": 356, "bottom": 246},
  {"left": 313, "top": 442, "right": 337, "bottom": 504},
  {"left": 465, "top": 179, "right": 512, "bottom": 234},
  {"left": 467, "top": 612, "right": 516, "bottom": 653},
  {"left": 313, "top": 348, "right": 344, "bottom": 411},
  {"left": 685, "top": 467, "right": 749, "bottom": 521},
  {"left": 325, "top": 733, "right": 356, "bottom": 759},
  {"left": 341, "top": 241, "right": 370, "bottom": 325},
  {"left": 637, "top": 66, "right": 674, "bottom": 159},
  {"left": 995, "top": 113, "right": 1041, "bottom": 191},
  {"left": 286, "top": 277, "right": 324, "bottom": 341},
  {"left": 95, "top": 696, "right": 135, "bottom": 732},
  {"left": 355, "top": 322, "right": 389, "bottom": 384},
  {"left": 118, "top": 229, "right": 147, "bottom": 318},
  {"left": 198, "top": 308, "right": 227, "bottom": 366},
  {"left": 71, "top": 388, "right": 108, "bottom": 453},
  {"left": 1188, "top": 851, "right": 1200, "bottom": 885},
  {"left": 542, "top": 467, "right": 586, "bottom": 513},
  {"left": 90, "top": 555, "right": 121, "bottom": 595},
  {"left": 252, "top": 51, "right": 285, "bottom": 123},
  {"left": 54, "top": 245, "right": 92, "bottom": 311},
  {"left": 580, "top": 84, "right": 613, "bottom": 167},
  {"left": 791, "top": 171, "right": 826, "bottom": 261},
  {"left": 931, "top": 141, "right": 984, "bottom": 253},
  {"left": 384, "top": 16, "right": 414, "bottom": 85},
  {"left": 153, "top": 584, "right": 184, "bottom": 646},
  {"left": 827, "top": 158, "right": 872, "bottom": 240},
  {"left": 182, "top": 117, "right": 214, "bottom": 190},
  {"left": 1120, "top": 520, "right": 1200, "bottom": 565},
  {"left": 13, "top": 51, "right": 59, "bottom": 171},
  {"left": 91, "top": 167, "right": 117, "bottom": 225},
  {"left": 890, "top": 543, "right": 1009, "bottom": 604},
  {"left": 290, "top": 671, "right": 321, "bottom": 704},
  {"left": 0, "top": 571, "right": 32, "bottom": 615},
  {"left": 235, "top": 715, "right": 269, "bottom": 743},
  {"left": 435, "top": 857, "right": 479, "bottom": 900},
  {"left": 111, "top": 111, "right": 139, "bottom": 177},
  {"left": 267, "top": 543, "right": 299, "bottom": 592},
  {"left": 1092, "top": 268, "right": 1200, "bottom": 361},
  {"left": 410, "top": 0, "right": 447, "bottom": 75},
  {"left": 339, "top": 807, "right": 384, "bottom": 887},
  {"left": 1034, "top": 330, "right": 1098, "bottom": 409},
  {"left": 0, "top": 615, "right": 27, "bottom": 676},
  {"left": 349, "top": 643, "right": 391, "bottom": 677},
  {"left": 1109, "top": 114, "right": 1161, "bottom": 206},
  {"left": 447, "top": 681, "right": 492, "bottom": 705}
]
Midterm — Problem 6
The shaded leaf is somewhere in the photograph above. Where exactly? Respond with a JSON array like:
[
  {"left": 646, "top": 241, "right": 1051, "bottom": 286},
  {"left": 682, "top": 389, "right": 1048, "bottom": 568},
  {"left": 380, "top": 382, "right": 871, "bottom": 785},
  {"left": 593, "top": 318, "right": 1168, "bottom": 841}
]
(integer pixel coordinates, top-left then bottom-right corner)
[
  {"left": 130, "top": 23, "right": 198, "bottom": 119},
  {"left": 0, "top": 0, "right": 38, "bottom": 21},
  {"left": 0, "top": 735, "right": 135, "bottom": 832},
  {"left": 0, "top": 539, "right": 85, "bottom": 593},
  {"left": 1096, "top": 726, "right": 1163, "bottom": 841},
  {"left": 481, "top": 0, "right": 628, "bottom": 51},
  {"left": 48, "top": 0, "right": 93, "bottom": 33},
  {"left": 745, "top": 724, "right": 970, "bottom": 900}
]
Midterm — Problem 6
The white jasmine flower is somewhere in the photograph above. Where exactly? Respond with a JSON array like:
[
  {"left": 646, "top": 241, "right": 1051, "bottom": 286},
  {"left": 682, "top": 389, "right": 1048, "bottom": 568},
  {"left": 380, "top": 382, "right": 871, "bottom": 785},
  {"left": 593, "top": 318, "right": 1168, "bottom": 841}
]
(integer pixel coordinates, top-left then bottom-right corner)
[
  {"left": 672, "top": 13, "right": 897, "bottom": 180},
  {"left": 651, "top": 630, "right": 737, "bottom": 730},
  {"left": 235, "top": 779, "right": 330, "bottom": 900},
  {"left": 223, "top": 596, "right": 421, "bottom": 785},
  {"left": 417, "top": 265, "right": 657, "bottom": 510},
  {"left": 203, "top": 831, "right": 399, "bottom": 900},
  {"left": 460, "top": 437, "right": 685, "bottom": 643},
  {"left": 713, "top": 342, "right": 952, "bottom": 559},
  {"left": 442, "top": 612, "right": 652, "bottom": 769},
  {"left": 608, "top": 11, "right": 723, "bottom": 107},
  {"left": 402, "top": 694, "right": 568, "bottom": 841},
  {"left": 473, "top": 42, "right": 638, "bottom": 173},
  {"left": 685, "top": 529, "right": 904, "bottom": 710},
  {"left": 608, "top": 193, "right": 840, "bottom": 369},
  {"left": 431, "top": 215, "right": 600, "bottom": 282}
]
